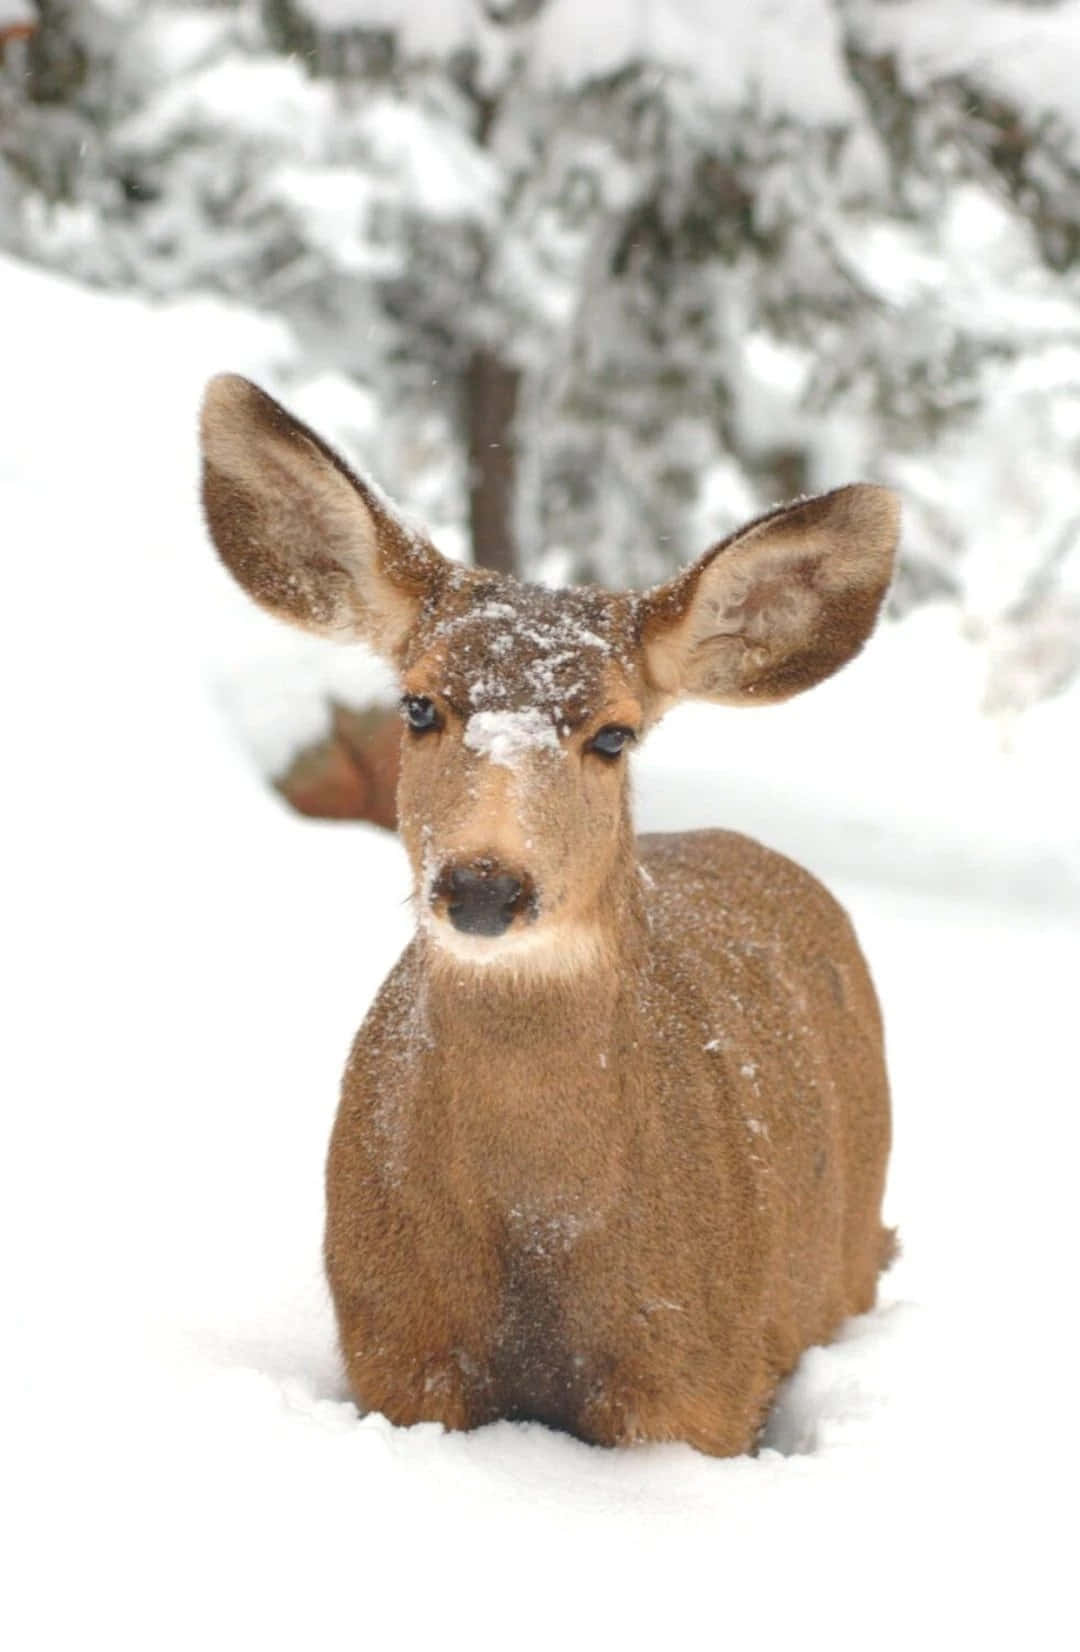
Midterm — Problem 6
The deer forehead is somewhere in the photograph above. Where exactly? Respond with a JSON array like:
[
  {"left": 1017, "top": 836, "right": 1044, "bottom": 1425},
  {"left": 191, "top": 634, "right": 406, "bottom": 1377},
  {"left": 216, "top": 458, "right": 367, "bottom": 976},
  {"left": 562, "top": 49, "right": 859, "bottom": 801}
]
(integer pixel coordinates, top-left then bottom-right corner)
[{"left": 407, "top": 582, "right": 641, "bottom": 726}]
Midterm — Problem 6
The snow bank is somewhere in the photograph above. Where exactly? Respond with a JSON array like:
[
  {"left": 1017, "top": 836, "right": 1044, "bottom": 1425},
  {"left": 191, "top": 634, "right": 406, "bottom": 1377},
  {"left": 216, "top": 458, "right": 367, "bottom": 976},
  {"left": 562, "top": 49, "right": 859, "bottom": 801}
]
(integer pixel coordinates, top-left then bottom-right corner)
[{"left": 638, "top": 600, "right": 1080, "bottom": 910}]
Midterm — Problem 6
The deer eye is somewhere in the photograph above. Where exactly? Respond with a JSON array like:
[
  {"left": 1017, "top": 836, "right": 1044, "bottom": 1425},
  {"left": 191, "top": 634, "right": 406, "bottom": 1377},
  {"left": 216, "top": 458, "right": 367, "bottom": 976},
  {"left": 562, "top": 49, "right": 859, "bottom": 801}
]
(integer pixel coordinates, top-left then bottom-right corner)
[
  {"left": 589, "top": 725, "right": 635, "bottom": 759},
  {"left": 403, "top": 695, "right": 441, "bottom": 734}
]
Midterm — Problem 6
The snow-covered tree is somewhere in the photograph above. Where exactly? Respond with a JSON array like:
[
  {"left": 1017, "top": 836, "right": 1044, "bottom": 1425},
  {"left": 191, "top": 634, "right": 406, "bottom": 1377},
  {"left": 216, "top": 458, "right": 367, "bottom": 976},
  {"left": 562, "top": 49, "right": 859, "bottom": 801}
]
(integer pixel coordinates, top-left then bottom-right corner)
[{"left": 3, "top": 0, "right": 1080, "bottom": 710}]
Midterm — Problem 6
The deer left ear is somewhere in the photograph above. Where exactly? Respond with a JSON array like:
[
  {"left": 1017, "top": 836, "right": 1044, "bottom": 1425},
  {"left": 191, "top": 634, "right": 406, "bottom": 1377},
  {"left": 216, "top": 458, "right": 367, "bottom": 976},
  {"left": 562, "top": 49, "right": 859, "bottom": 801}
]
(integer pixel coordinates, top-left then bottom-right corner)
[{"left": 638, "top": 484, "right": 900, "bottom": 709}]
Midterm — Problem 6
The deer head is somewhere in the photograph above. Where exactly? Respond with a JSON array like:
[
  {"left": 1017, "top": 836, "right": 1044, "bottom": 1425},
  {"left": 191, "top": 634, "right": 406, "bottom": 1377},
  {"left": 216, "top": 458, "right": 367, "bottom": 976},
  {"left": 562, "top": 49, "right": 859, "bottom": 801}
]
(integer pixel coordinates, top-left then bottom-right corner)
[{"left": 201, "top": 375, "right": 899, "bottom": 974}]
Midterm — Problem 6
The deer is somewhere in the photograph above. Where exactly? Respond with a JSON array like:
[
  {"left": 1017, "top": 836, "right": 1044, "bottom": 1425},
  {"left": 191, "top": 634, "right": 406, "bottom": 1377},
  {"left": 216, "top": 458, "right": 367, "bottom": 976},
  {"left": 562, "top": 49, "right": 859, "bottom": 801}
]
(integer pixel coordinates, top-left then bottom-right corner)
[{"left": 200, "top": 373, "right": 899, "bottom": 1457}]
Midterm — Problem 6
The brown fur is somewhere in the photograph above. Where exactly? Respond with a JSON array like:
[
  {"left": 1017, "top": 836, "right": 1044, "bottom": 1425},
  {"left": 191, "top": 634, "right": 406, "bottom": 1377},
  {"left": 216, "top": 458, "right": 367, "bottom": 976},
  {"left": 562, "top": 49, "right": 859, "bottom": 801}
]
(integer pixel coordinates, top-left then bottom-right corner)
[
  {"left": 638, "top": 485, "right": 899, "bottom": 707},
  {"left": 199, "top": 375, "right": 901, "bottom": 1456}
]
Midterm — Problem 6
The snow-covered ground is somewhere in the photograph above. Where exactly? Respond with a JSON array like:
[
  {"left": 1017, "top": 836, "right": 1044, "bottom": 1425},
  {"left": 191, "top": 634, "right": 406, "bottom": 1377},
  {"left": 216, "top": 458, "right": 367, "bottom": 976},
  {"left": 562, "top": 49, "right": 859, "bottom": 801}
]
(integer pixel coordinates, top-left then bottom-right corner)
[{"left": 4, "top": 253, "right": 1078, "bottom": 1647}]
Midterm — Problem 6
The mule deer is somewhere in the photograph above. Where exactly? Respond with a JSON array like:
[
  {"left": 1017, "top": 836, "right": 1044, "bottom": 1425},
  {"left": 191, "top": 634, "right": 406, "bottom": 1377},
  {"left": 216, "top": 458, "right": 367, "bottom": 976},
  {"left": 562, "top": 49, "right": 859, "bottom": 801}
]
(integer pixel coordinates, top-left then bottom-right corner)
[{"left": 200, "top": 374, "right": 898, "bottom": 1456}]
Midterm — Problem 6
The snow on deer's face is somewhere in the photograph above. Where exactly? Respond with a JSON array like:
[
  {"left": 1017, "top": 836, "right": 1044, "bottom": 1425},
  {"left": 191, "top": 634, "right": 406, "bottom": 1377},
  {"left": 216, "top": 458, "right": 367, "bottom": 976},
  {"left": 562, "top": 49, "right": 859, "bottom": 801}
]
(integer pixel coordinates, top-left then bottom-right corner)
[{"left": 395, "top": 574, "right": 644, "bottom": 969}]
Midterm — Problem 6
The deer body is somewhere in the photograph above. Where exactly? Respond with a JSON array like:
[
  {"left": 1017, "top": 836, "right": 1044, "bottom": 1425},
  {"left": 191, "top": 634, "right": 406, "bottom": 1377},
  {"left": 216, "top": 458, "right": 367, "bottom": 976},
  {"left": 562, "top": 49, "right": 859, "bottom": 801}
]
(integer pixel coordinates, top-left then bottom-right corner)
[
  {"left": 200, "top": 375, "right": 899, "bottom": 1456},
  {"left": 327, "top": 829, "right": 889, "bottom": 1453}
]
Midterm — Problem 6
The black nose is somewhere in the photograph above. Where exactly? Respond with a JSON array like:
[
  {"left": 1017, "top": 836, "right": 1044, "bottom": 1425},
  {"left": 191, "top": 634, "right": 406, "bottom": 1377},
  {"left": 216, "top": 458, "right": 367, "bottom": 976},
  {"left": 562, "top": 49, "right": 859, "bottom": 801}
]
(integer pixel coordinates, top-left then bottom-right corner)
[{"left": 445, "top": 865, "right": 525, "bottom": 937}]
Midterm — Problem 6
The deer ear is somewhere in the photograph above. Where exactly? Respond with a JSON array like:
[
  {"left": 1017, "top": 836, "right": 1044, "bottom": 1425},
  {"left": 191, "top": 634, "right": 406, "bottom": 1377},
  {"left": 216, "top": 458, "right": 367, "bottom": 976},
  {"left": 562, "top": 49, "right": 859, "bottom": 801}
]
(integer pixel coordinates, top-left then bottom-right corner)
[
  {"left": 639, "top": 484, "right": 899, "bottom": 708},
  {"left": 200, "top": 374, "right": 447, "bottom": 661}
]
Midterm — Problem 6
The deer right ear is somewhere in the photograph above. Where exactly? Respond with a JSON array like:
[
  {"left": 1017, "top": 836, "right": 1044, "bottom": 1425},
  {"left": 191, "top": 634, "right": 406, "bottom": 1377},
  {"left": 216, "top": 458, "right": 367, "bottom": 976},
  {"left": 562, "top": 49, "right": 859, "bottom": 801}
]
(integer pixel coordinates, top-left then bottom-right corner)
[{"left": 200, "top": 374, "right": 447, "bottom": 661}]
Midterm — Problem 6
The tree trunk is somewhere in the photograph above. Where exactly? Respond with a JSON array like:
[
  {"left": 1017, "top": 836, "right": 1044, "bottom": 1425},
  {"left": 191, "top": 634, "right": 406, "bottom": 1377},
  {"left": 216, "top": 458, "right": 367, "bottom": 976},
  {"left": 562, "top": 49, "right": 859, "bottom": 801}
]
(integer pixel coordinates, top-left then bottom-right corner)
[
  {"left": 21, "top": 1, "right": 84, "bottom": 103},
  {"left": 466, "top": 346, "right": 520, "bottom": 576}
]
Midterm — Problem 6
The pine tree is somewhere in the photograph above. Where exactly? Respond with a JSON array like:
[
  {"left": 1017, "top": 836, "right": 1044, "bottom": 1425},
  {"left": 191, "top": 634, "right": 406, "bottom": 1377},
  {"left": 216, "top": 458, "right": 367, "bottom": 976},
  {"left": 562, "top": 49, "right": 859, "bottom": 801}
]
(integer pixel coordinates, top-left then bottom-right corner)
[{"left": 3, "top": 0, "right": 1079, "bottom": 709}]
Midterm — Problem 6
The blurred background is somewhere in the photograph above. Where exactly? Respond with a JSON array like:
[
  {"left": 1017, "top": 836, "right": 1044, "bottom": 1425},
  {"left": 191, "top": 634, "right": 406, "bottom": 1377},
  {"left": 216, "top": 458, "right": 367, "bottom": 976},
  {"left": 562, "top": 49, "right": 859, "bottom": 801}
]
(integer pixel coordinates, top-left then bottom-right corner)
[{"left": 1, "top": 0, "right": 1078, "bottom": 892}]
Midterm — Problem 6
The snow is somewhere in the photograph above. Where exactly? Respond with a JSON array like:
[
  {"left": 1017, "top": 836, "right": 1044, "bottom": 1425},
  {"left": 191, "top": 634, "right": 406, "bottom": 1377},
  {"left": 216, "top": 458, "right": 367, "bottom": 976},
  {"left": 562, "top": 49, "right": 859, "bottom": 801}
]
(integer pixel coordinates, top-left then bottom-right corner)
[
  {"left": 463, "top": 707, "right": 562, "bottom": 767},
  {"left": 3, "top": 251, "right": 1078, "bottom": 1647},
  {"left": 355, "top": 99, "right": 501, "bottom": 224},
  {"left": 636, "top": 600, "right": 1080, "bottom": 910},
  {"left": 117, "top": 56, "right": 339, "bottom": 156},
  {"left": 297, "top": 0, "right": 859, "bottom": 121},
  {"left": 855, "top": 0, "right": 1080, "bottom": 168}
]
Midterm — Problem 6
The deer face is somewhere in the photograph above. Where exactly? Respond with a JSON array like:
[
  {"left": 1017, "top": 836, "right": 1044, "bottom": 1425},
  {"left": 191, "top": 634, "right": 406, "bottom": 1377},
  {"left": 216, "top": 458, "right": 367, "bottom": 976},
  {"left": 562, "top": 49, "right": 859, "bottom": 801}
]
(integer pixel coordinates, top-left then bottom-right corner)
[
  {"left": 394, "top": 577, "right": 643, "bottom": 964},
  {"left": 199, "top": 375, "right": 899, "bottom": 975}
]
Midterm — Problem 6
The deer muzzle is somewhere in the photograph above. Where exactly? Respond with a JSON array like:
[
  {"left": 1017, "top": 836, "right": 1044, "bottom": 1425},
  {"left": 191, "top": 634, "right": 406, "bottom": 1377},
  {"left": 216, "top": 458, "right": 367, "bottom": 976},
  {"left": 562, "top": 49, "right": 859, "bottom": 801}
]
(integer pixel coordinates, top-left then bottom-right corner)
[{"left": 432, "top": 859, "right": 536, "bottom": 938}]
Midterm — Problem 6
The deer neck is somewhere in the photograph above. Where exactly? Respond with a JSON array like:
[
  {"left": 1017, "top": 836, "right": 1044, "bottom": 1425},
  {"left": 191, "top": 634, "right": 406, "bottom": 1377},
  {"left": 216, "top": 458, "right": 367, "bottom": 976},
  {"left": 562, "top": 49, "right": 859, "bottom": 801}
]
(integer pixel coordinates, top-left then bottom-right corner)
[{"left": 413, "top": 834, "right": 649, "bottom": 1205}]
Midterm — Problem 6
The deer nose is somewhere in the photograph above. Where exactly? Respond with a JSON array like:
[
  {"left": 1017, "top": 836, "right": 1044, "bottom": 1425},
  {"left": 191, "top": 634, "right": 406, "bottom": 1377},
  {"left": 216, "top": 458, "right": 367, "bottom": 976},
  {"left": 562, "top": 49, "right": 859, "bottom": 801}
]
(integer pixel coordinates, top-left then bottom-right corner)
[{"left": 443, "top": 863, "right": 528, "bottom": 937}]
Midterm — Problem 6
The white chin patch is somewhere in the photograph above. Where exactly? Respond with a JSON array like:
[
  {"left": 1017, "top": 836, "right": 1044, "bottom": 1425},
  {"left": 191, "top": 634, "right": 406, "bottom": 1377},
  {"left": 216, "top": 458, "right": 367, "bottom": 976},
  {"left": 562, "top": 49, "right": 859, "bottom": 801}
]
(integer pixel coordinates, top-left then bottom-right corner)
[{"left": 421, "top": 912, "right": 603, "bottom": 976}]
